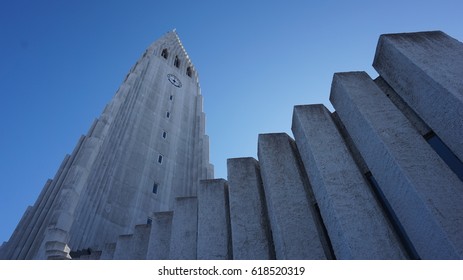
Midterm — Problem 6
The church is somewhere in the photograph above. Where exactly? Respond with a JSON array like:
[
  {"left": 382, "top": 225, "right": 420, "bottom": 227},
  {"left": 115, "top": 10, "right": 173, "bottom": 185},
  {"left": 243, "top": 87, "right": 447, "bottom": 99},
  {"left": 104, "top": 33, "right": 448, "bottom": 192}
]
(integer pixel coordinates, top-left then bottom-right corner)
[{"left": 1, "top": 30, "right": 462, "bottom": 260}]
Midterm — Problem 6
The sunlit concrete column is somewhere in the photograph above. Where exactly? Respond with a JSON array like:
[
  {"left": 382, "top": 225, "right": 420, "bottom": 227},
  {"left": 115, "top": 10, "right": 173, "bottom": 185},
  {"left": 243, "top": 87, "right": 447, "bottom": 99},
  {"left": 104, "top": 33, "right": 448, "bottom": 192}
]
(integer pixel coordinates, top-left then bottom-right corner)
[
  {"left": 169, "top": 197, "right": 198, "bottom": 260},
  {"left": 330, "top": 71, "right": 463, "bottom": 259},
  {"left": 197, "top": 179, "right": 231, "bottom": 260},
  {"left": 42, "top": 135, "right": 103, "bottom": 259},
  {"left": 373, "top": 31, "right": 463, "bottom": 162},
  {"left": 146, "top": 211, "right": 173, "bottom": 260},
  {"left": 292, "top": 104, "right": 406, "bottom": 259},
  {"left": 227, "top": 158, "right": 274, "bottom": 260},
  {"left": 257, "top": 133, "right": 326, "bottom": 260}
]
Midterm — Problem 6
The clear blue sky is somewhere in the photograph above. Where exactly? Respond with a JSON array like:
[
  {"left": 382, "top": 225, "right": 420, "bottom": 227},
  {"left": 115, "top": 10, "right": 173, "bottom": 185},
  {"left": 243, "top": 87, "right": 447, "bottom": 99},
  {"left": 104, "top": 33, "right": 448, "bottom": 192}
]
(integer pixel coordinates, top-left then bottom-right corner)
[{"left": 0, "top": 0, "right": 462, "bottom": 244}]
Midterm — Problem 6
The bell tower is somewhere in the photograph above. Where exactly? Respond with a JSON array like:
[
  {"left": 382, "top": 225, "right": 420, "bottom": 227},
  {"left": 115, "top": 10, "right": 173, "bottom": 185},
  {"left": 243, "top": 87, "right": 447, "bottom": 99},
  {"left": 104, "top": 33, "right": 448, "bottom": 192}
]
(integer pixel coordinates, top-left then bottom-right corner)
[{"left": 0, "top": 30, "right": 213, "bottom": 259}]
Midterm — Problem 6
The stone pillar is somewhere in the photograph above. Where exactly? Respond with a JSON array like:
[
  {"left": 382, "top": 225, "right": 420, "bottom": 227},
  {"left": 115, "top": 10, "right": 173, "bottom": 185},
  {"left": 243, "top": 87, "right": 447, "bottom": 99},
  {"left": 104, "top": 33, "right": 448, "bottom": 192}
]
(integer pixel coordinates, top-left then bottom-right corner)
[
  {"left": 373, "top": 77, "right": 431, "bottom": 136},
  {"left": 227, "top": 158, "right": 275, "bottom": 260},
  {"left": 197, "top": 179, "right": 231, "bottom": 260},
  {"left": 146, "top": 211, "right": 173, "bottom": 260},
  {"left": 42, "top": 135, "right": 103, "bottom": 259},
  {"left": 373, "top": 31, "right": 463, "bottom": 162},
  {"left": 99, "top": 243, "right": 116, "bottom": 260},
  {"left": 169, "top": 197, "right": 198, "bottom": 260},
  {"left": 330, "top": 71, "right": 463, "bottom": 259},
  {"left": 15, "top": 154, "right": 72, "bottom": 259},
  {"left": 112, "top": 234, "right": 133, "bottom": 260},
  {"left": 292, "top": 104, "right": 406, "bottom": 259},
  {"left": 131, "top": 224, "right": 151, "bottom": 259},
  {"left": 257, "top": 133, "right": 326, "bottom": 260}
]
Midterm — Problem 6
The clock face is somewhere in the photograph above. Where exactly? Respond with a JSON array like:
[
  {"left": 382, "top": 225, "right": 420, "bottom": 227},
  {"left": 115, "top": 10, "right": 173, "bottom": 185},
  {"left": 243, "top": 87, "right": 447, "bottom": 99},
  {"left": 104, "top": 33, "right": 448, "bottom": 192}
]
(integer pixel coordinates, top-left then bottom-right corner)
[{"left": 167, "top": 74, "right": 182, "bottom": 88}]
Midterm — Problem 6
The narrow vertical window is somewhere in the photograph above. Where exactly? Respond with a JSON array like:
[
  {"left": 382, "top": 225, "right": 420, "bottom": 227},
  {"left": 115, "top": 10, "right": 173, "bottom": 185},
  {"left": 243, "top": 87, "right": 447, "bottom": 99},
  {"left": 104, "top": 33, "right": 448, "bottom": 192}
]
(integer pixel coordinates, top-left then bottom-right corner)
[
  {"left": 158, "top": 155, "right": 163, "bottom": 164},
  {"left": 166, "top": 111, "right": 170, "bottom": 118},
  {"left": 152, "top": 182, "right": 159, "bottom": 193},
  {"left": 174, "top": 56, "right": 180, "bottom": 68},
  {"left": 147, "top": 218, "right": 153, "bottom": 225},
  {"left": 186, "top": 66, "right": 192, "bottom": 77},
  {"left": 161, "top": 48, "right": 168, "bottom": 59},
  {"left": 162, "top": 131, "right": 167, "bottom": 139},
  {"left": 169, "top": 95, "right": 173, "bottom": 101}
]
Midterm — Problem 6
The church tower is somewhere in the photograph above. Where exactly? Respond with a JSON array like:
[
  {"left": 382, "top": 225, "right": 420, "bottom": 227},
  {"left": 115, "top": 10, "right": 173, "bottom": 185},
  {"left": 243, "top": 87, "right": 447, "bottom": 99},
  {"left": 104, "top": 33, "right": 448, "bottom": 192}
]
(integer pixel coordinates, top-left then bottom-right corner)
[{"left": 0, "top": 31, "right": 214, "bottom": 259}]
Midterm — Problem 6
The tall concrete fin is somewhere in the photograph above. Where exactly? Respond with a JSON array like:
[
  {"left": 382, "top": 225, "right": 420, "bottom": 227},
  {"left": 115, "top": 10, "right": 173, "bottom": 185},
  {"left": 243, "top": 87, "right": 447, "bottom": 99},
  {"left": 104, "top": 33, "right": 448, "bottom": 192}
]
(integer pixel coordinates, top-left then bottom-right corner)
[
  {"left": 227, "top": 158, "right": 275, "bottom": 260},
  {"left": 292, "top": 104, "right": 407, "bottom": 259},
  {"left": 42, "top": 135, "right": 103, "bottom": 259},
  {"left": 112, "top": 234, "right": 134, "bottom": 260},
  {"left": 131, "top": 224, "right": 151, "bottom": 259},
  {"left": 146, "top": 211, "right": 173, "bottom": 260},
  {"left": 169, "top": 197, "right": 198, "bottom": 260},
  {"left": 373, "top": 31, "right": 463, "bottom": 162},
  {"left": 99, "top": 243, "right": 116, "bottom": 260},
  {"left": 0, "top": 204, "right": 35, "bottom": 259},
  {"left": 197, "top": 179, "right": 231, "bottom": 260},
  {"left": 373, "top": 77, "right": 431, "bottom": 136},
  {"left": 330, "top": 71, "right": 463, "bottom": 259},
  {"left": 10, "top": 154, "right": 72, "bottom": 259},
  {"left": 257, "top": 133, "right": 326, "bottom": 260}
]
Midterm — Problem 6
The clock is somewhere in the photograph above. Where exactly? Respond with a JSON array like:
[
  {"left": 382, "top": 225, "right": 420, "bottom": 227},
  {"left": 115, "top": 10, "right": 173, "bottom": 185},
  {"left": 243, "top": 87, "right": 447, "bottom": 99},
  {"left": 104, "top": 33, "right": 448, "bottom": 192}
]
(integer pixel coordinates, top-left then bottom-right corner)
[{"left": 167, "top": 74, "right": 182, "bottom": 88}]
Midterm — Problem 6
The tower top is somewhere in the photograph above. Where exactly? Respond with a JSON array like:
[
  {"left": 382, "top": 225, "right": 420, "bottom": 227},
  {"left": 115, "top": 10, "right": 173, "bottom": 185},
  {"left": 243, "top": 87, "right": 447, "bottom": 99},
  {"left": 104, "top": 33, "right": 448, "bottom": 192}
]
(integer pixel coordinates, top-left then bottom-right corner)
[{"left": 146, "top": 30, "right": 199, "bottom": 83}]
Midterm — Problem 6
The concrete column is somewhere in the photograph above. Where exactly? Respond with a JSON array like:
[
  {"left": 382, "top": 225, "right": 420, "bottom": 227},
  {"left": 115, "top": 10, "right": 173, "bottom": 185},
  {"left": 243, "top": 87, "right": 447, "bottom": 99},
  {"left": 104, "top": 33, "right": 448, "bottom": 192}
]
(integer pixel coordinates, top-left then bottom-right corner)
[
  {"left": 374, "top": 77, "right": 431, "bottom": 136},
  {"left": 146, "top": 211, "right": 173, "bottom": 260},
  {"left": 257, "top": 133, "right": 326, "bottom": 260},
  {"left": 131, "top": 224, "right": 151, "bottom": 259},
  {"left": 112, "top": 234, "right": 133, "bottom": 260},
  {"left": 197, "top": 179, "right": 231, "bottom": 260},
  {"left": 227, "top": 158, "right": 275, "bottom": 260},
  {"left": 16, "top": 154, "right": 72, "bottom": 259},
  {"left": 169, "top": 197, "right": 198, "bottom": 260},
  {"left": 330, "top": 71, "right": 463, "bottom": 259},
  {"left": 292, "top": 104, "right": 406, "bottom": 259},
  {"left": 99, "top": 243, "right": 116, "bottom": 260},
  {"left": 373, "top": 31, "right": 463, "bottom": 162},
  {"left": 42, "top": 135, "right": 103, "bottom": 259}
]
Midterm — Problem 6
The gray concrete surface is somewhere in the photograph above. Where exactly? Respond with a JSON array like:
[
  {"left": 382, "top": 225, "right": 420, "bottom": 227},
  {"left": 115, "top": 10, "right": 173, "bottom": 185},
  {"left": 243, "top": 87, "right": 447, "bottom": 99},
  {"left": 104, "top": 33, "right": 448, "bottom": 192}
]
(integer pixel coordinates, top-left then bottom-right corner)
[
  {"left": 330, "top": 71, "right": 463, "bottom": 259},
  {"left": 197, "top": 179, "right": 231, "bottom": 260},
  {"left": 146, "top": 211, "right": 173, "bottom": 260},
  {"left": 169, "top": 197, "right": 198, "bottom": 260},
  {"left": 227, "top": 158, "right": 275, "bottom": 260},
  {"left": 373, "top": 31, "right": 463, "bottom": 162},
  {"left": 257, "top": 133, "right": 326, "bottom": 260},
  {"left": 292, "top": 104, "right": 406, "bottom": 259}
]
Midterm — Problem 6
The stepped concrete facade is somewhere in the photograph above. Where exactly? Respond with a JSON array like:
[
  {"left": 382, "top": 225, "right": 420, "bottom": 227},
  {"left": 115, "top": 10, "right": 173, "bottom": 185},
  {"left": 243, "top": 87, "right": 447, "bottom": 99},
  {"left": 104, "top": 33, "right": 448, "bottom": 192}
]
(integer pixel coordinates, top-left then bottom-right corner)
[
  {"left": 0, "top": 31, "right": 213, "bottom": 260},
  {"left": 1, "top": 31, "right": 462, "bottom": 260}
]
